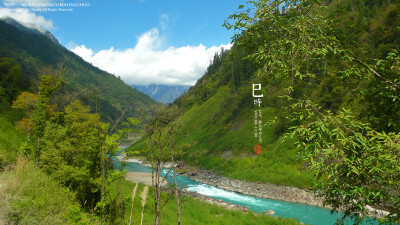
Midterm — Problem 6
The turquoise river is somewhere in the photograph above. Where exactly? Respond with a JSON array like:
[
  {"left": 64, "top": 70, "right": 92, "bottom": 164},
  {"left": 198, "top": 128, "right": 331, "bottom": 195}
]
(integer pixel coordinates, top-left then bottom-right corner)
[{"left": 114, "top": 155, "right": 381, "bottom": 225}]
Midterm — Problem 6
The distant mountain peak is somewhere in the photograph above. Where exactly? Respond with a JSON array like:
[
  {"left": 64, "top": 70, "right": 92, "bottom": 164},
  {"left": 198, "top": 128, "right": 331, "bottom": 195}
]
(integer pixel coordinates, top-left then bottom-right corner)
[
  {"left": 132, "top": 84, "right": 191, "bottom": 104},
  {"left": 0, "top": 16, "right": 59, "bottom": 44},
  {"left": 151, "top": 85, "right": 159, "bottom": 95}
]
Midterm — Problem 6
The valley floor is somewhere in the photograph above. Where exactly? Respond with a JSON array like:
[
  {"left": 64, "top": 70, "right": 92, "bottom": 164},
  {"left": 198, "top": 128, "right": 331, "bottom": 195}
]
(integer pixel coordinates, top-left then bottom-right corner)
[
  {"left": 121, "top": 156, "right": 392, "bottom": 219},
  {"left": 120, "top": 155, "right": 325, "bottom": 209}
]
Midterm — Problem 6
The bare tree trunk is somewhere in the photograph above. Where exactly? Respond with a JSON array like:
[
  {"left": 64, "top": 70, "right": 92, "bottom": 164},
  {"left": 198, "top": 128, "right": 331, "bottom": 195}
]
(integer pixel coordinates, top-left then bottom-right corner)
[
  {"left": 99, "top": 126, "right": 109, "bottom": 216},
  {"left": 170, "top": 136, "right": 181, "bottom": 225},
  {"left": 173, "top": 163, "right": 181, "bottom": 225},
  {"left": 154, "top": 215, "right": 160, "bottom": 225},
  {"left": 101, "top": 145, "right": 105, "bottom": 214},
  {"left": 148, "top": 106, "right": 181, "bottom": 225},
  {"left": 154, "top": 161, "right": 161, "bottom": 225}
]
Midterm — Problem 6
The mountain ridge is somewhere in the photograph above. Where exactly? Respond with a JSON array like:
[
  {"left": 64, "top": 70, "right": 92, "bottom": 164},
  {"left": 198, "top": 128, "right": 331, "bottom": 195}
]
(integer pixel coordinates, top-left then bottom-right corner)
[
  {"left": 0, "top": 18, "right": 158, "bottom": 127},
  {"left": 1, "top": 17, "right": 59, "bottom": 45}
]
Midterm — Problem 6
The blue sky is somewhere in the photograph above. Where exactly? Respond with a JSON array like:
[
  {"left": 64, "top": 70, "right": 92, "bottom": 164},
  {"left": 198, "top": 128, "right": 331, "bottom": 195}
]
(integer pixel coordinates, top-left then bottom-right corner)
[
  {"left": 52, "top": 0, "right": 243, "bottom": 51},
  {"left": 0, "top": 0, "right": 245, "bottom": 85}
]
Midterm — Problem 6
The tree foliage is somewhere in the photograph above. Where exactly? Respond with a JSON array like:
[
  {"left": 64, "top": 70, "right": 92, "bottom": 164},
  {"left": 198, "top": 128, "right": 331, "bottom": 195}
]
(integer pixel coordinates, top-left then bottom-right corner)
[
  {"left": 225, "top": 0, "right": 400, "bottom": 223},
  {"left": 0, "top": 57, "right": 22, "bottom": 109},
  {"left": 40, "top": 100, "right": 108, "bottom": 206},
  {"left": 12, "top": 72, "right": 127, "bottom": 221},
  {"left": 286, "top": 98, "right": 400, "bottom": 224},
  {"left": 11, "top": 91, "right": 38, "bottom": 142},
  {"left": 32, "top": 74, "right": 63, "bottom": 166}
]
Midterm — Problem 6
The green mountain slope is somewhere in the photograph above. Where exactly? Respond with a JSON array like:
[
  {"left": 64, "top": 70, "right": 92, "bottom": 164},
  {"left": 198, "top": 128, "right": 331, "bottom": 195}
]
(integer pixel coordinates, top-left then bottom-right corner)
[
  {"left": 128, "top": 47, "right": 315, "bottom": 188},
  {"left": 128, "top": 0, "right": 400, "bottom": 189},
  {"left": 0, "top": 19, "right": 158, "bottom": 126}
]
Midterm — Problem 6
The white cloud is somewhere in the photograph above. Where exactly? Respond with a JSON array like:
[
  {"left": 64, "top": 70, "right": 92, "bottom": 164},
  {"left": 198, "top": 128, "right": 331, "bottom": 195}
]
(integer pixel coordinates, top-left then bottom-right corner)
[
  {"left": 70, "top": 28, "right": 232, "bottom": 86},
  {"left": 0, "top": 8, "right": 54, "bottom": 29},
  {"left": 71, "top": 45, "right": 93, "bottom": 60}
]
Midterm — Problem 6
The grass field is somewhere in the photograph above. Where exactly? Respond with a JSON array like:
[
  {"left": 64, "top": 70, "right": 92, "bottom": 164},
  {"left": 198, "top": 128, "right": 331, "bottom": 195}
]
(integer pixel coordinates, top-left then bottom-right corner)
[{"left": 0, "top": 157, "right": 99, "bottom": 225}]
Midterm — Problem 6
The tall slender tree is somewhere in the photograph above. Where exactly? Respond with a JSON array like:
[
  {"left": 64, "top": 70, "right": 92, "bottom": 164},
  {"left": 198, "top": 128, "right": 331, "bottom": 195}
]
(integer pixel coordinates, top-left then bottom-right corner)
[
  {"left": 146, "top": 105, "right": 182, "bottom": 225},
  {"left": 32, "top": 74, "right": 63, "bottom": 167}
]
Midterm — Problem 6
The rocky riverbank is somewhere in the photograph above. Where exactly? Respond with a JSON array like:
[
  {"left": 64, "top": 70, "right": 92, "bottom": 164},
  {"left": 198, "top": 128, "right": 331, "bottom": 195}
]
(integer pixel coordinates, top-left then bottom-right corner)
[
  {"left": 178, "top": 163, "right": 392, "bottom": 218},
  {"left": 118, "top": 155, "right": 324, "bottom": 209},
  {"left": 177, "top": 162, "right": 326, "bottom": 208}
]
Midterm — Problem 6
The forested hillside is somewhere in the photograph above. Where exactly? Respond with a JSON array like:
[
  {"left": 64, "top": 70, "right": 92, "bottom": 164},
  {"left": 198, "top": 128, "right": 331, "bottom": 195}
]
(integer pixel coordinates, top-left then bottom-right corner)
[
  {"left": 0, "top": 19, "right": 158, "bottom": 125},
  {"left": 0, "top": 19, "right": 158, "bottom": 224},
  {"left": 128, "top": 0, "right": 400, "bottom": 222}
]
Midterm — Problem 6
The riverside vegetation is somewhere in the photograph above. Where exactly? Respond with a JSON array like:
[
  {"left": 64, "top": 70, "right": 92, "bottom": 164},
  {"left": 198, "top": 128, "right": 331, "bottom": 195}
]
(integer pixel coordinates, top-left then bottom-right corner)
[{"left": 128, "top": 0, "right": 400, "bottom": 224}]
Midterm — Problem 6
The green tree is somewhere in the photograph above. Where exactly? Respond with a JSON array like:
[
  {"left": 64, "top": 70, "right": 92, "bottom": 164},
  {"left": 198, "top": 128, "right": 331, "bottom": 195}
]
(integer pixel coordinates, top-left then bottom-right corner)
[
  {"left": 225, "top": 0, "right": 400, "bottom": 223},
  {"left": 40, "top": 99, "right": 131, "bottom": 223},
  {"left": 40, "top": 100, "right": 111, "bottom": 208},
  {"left": 32, "top": 74, "right": 63, "bottom": 166},
  {"left": 12, "top": 92, "right": 38, "bottom": 143},
  {"left": 0, "top": 58, "right": 22, "bottom": 109},
  {"left": 146, "top": 105, "right": 183, "bottom": 225}
]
